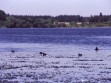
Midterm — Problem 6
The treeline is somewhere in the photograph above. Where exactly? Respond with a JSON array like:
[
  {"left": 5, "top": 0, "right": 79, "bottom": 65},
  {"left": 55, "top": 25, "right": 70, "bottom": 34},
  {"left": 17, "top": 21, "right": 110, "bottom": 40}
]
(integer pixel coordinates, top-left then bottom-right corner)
[{"left": 0, "top": 10, "right": 111, "bottom": 28}]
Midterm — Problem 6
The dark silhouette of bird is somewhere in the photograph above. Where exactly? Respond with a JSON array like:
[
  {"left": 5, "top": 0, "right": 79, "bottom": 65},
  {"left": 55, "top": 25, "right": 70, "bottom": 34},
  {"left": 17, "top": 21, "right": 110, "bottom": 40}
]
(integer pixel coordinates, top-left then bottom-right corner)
[
  {"left": 78, "top": 53, "right": 82, "bottom": 57},
  {"left": 43, "top": 53, "right": 47, "bottom": 56},
  {"left": 95, "top": 47, "right": 99, "bottom": 51},
  {"left": 39, "top": 52, "right": 47, "bottom": 56},
  {"left": 39, "top": 52, "right": 43, "bottom": 55},
  {"left": 11, "top": 50, "right": 15, "bottom": 53}
]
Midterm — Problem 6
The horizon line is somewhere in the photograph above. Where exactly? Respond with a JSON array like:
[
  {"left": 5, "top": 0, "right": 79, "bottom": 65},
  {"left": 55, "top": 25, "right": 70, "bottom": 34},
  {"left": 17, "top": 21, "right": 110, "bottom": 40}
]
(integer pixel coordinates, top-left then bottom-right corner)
[{"left": 7, "top": 13, "right": 111, "bottom": 17}]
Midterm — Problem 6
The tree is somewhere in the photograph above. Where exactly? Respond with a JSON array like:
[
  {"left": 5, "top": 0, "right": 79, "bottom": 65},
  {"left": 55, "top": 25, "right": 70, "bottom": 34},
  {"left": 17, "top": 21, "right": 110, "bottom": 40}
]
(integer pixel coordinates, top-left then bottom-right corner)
[
  {"left": 100, "top": 12, "right": 103, "bottom": 17},
  {"left": 0, "top": 10, "right": 6, "bottom": 21},
  {"left": 4, "top": 16, "right": 16, "bottom": 28}
]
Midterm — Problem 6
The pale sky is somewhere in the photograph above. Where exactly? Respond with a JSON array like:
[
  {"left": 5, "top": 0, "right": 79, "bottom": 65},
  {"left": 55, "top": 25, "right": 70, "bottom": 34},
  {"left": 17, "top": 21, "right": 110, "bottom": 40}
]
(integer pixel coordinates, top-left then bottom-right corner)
[{"left": 0, "top": 0, "right": 111, "bottom": 16}]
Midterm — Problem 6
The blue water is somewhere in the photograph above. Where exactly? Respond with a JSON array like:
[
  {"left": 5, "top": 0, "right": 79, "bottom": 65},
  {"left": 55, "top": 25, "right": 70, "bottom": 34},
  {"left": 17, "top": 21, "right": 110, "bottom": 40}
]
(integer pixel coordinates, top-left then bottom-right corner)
[
  {"left": 0, "top": 28, "right": 111, "bottom": 53},
  {"left": 1, "top": 28, "right": 111, "bottom": 83}
]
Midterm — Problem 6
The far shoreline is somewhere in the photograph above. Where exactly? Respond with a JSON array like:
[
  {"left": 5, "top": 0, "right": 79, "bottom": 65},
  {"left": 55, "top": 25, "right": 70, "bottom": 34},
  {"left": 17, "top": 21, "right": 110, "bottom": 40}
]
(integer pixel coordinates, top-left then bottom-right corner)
[
  {"left": 1, "top": 26, "right": 111, "bottom": 29},
  {"left": 1, "top": 10, "right": 111, "bottom": 29}
]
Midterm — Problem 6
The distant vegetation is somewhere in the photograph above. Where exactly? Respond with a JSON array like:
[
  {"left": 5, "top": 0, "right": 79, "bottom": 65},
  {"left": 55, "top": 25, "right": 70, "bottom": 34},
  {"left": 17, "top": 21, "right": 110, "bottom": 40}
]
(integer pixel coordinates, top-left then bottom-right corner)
[{"left": 0, "top": 10, "right": 111, "bottom": 28}]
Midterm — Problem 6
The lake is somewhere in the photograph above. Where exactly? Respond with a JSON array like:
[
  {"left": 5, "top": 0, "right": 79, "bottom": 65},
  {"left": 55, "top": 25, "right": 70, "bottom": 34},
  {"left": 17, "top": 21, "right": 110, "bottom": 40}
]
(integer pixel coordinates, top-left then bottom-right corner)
[{"left": 0, "top": 28, "right": 111, "bottom": 82}]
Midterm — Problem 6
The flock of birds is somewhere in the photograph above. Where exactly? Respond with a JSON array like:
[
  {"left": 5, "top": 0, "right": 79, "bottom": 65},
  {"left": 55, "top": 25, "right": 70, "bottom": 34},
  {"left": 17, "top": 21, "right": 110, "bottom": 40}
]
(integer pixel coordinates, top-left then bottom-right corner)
[
  {"left": 11, "top": 50, "right": 47, "bottom": 56},
  {"left": 78, "top": 47, "right": 99, "bottom": 57},
  {"left": 10, "top": 47, "right": 99, "bottom": 57}
]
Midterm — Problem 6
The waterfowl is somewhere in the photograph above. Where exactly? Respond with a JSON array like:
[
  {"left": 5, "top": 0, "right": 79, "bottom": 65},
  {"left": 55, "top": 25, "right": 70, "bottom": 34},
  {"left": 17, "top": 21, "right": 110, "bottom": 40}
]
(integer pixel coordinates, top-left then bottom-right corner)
[
  {"left": 11, "top": 50, "right": 15, "bottom": 53},
  {"left": 39, "top": 52, "right": 43, "bottom": 55},
  {"left": 39, "top": 52, "right": 47, "bottom": 56},
  {"left": 43, "top": 53, "right": 47, "bottom": 56},
  {"left": 95, "top": 47, "right": 99, "bottom": 51},
  {"left": 78, "top": 53, "right": 82, "bottom": 57}
]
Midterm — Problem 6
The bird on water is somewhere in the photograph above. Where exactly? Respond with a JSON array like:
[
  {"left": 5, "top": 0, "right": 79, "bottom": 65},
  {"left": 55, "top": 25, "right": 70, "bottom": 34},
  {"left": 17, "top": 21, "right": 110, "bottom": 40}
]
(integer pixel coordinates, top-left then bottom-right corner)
[
  {"left": 95, "top": 47, "right": 99, "bottom": 51},
  {"left": 78, "top": 53, "right": 82, "bottom": 57},
  {"left": 11, "top": 50, "right": 15, "bottom": 53},
  {"left": 39, "top": 52, "right": 47, "bottom": 56}
]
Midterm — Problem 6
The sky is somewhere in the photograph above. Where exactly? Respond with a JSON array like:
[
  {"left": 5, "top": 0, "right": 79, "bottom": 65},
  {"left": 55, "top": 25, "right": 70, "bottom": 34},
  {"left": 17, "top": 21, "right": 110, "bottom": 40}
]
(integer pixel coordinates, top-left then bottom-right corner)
[{"left": 0, "top": 0, "right": 111, "bottom": 16}]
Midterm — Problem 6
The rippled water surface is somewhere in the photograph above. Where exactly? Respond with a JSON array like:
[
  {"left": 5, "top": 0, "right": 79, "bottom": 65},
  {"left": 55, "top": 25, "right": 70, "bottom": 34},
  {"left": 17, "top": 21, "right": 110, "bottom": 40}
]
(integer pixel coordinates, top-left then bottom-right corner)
[{"left": 0, "top": 28, "right": 111, "bottom": 83}]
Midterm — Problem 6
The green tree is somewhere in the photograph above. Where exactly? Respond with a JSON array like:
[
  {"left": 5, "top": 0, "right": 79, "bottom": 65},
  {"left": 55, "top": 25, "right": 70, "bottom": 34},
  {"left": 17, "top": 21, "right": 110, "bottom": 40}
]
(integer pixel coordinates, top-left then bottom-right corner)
[
  {"left": 0, "top": 10, "right": 6, "bottom": 27},
  {"left": 4, "top": 16, "right": 16, "bottom": 28},
  {"left": 0, "top": 10, "right": 6, "bottom": 21}
]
